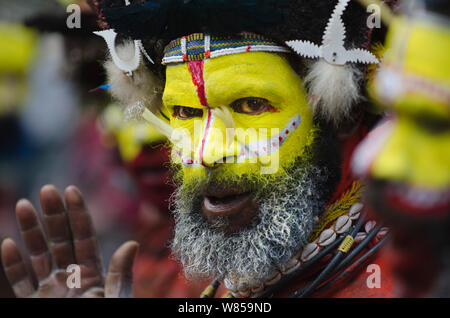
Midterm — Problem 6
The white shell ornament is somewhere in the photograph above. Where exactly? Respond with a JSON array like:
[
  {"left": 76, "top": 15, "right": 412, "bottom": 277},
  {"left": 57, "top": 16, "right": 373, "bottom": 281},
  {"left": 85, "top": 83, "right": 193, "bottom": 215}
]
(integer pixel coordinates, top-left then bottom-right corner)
[
  {"left": 349, "top": 202, "right": 364, "bottom": 220},
  {"left": 94, "top": 29, "right": 142, "bottom": 76},
  {"left": 265, "top": 271, "right": 282, "bottom": 286},
  {"left": 281, "top": 258, "right": 301, "bottom": 275},
  {"left": 318, "top": 229, "right": 337, "bottom": 247},
  {"left": 335, "top": 215, "right": 351, "bottom": 234},
  {"left": 355, "top": 232, "right": 367, "bottom": 243},
  {"left": 365, "top": 220, "right": 377, "bottom": 233},
  {"left": 301, "top": 243, "right": 320, "bottom": 262}
]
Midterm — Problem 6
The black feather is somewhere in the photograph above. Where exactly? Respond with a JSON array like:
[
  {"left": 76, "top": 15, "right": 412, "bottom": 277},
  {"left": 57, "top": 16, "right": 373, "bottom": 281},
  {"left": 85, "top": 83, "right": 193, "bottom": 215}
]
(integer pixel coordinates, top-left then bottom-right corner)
[
  {"left": 102, "top": 0, "right": 289, "bottom": 40},
  {"left": 99, "top": 0, "right": 390, "bottom": 79}
]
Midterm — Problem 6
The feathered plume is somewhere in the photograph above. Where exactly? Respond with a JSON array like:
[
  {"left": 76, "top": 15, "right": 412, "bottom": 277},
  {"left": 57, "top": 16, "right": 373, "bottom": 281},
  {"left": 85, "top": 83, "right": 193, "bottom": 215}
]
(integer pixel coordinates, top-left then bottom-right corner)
[
  {"left": 285, "top": 0, "right": 380, "bottom": 125},
  {"left": 104, "top": 42, "right": 162, "bottom": 115},
  {"left": 104, "top": 42, "right": 192, "bottom": 152},
  {"left": 304, "top": 60, "right": 363, "bottom": 126}
]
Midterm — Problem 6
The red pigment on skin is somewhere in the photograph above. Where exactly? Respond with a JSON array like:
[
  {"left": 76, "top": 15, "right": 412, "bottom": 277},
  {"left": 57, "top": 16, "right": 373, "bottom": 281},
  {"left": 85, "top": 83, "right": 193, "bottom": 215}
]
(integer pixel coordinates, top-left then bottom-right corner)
[
  {"left": 187, "top": 60, "right": 212, "bottom": 166},
  {"left": 268, "top": 106, "right": 279, "bottom": 113},
  {"left": 188, "top": 60, "right": 208, "bottom": 107}
]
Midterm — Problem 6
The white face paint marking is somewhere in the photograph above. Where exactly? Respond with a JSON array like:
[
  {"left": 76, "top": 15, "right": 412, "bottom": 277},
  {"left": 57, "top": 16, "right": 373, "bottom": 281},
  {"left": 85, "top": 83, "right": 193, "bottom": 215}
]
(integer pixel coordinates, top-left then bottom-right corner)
[
  {"left": 174, "top": 114, "right": 302, "bottom": 167},
  {"left": 197, "top": 110, "right": 214, "bottom": 165}
]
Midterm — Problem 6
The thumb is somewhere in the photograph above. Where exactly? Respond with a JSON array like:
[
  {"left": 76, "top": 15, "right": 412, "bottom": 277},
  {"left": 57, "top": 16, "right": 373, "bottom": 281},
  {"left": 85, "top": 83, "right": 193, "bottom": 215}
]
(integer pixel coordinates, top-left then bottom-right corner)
[{"left": 105, "top": 241, "right": 139, "bottom": 298}]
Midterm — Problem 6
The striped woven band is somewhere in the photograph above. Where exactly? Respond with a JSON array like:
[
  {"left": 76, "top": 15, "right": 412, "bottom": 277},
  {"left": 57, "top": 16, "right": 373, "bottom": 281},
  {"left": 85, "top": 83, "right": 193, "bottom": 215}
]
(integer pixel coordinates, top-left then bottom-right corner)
[{"left": 162, "top": 33, "right": 290, "bottom": 65}]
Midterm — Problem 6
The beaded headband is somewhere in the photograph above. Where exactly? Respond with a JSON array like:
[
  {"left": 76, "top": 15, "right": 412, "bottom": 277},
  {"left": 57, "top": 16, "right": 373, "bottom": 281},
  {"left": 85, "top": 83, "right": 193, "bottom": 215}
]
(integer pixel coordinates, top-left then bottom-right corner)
[{"left": 162, "top": 33, "right": 290, "bottom": 65}]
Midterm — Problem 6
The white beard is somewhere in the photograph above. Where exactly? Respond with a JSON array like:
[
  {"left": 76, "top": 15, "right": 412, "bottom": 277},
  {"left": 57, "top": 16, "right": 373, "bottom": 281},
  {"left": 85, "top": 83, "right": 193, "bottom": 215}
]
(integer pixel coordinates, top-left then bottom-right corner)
[{"left": 170, "top": 161, "right": 333, "bottom": 292}]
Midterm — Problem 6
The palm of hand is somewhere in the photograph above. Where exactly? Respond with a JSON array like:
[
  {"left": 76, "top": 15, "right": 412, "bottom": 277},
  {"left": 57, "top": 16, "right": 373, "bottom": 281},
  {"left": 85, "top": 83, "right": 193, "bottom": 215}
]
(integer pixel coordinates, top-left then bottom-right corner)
[{"left": 1, "top": 185, "right": 137, "bottom": 298}]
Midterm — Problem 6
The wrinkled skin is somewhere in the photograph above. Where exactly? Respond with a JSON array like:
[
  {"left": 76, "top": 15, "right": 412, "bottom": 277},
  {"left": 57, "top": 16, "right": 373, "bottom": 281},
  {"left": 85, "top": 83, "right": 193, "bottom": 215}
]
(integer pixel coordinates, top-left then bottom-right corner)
[{"left": 0, "top": 185, "right": 137, "bottom": 298}]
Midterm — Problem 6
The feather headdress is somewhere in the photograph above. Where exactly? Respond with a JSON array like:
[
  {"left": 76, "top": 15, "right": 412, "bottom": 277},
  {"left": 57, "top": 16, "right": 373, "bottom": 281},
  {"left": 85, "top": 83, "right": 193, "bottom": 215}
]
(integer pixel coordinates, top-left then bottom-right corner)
[{"left": 89, "top": 0, "right": 397, "bottom": 127}]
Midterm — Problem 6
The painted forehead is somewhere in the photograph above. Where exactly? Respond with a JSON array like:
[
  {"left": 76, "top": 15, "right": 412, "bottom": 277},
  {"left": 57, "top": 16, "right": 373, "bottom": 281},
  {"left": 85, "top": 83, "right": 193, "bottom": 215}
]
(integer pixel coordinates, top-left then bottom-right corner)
[
  {"left": 162, "top": 47, "right": 313, "bottom": 171},
  {"left": 163, "top": 52, "right": 302, "bottom": 109},
  {"left": 160, "top": 33, "right": 298, "bottom": 111}
]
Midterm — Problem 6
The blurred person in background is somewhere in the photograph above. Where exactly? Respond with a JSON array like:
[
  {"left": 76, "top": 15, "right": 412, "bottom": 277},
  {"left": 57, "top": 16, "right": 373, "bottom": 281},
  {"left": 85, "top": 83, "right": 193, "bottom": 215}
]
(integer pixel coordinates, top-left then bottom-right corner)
[
  {"left": 0, "top": 0, "right": 206, "bottom": 298},
  {"left": 0, "top": 19, "right": 38, "bottom": 299},
  {"left": 353, "top": 0, "right": 450, "bottom": 297},
  {"left": 100, "top": 104, "right": 207, "bottom": 297},
  {"left": 0, "top": 0, "right": 140, "bottom": 297}
]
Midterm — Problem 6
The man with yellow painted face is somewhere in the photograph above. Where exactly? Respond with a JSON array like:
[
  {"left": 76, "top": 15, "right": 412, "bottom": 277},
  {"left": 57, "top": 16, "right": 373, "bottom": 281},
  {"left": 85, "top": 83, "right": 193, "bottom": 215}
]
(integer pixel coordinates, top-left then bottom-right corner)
[
  {"left": 353, "top": 0, "right": 450, "bottom": 297},
  {"left": 1, "top": 0, "right": 399, "bottom": 298}
]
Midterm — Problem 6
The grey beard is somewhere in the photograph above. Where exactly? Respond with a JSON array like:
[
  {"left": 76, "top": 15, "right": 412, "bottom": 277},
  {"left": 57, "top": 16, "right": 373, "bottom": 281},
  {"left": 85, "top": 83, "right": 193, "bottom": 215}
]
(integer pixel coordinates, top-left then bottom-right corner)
[{"left": 170, "top": 159, "right": 334, "bottom": 290}]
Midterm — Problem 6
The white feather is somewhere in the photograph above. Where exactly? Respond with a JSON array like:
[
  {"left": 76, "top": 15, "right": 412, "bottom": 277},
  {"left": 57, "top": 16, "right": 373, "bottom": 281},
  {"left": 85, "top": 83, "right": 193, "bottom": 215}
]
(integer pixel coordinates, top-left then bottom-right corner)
[
  {"left": 104, "top": 42, "right": 163, "bottom": 119},
  {"left": 104, "top": 43, "right": 195, "bottom": 155},
  {"left": 304, "top": 59, "right": 363, "bottom": 125}
]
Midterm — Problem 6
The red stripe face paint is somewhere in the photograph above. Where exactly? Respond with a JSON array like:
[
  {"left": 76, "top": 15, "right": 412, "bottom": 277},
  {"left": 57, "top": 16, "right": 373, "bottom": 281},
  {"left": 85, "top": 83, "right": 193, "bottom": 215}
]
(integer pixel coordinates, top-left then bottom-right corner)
[
  {"left": 188, "top": 60, "right": 208, "bottom": 107},
  {"left": 187, "top": 60, "right": 212, "bottom": 166}
]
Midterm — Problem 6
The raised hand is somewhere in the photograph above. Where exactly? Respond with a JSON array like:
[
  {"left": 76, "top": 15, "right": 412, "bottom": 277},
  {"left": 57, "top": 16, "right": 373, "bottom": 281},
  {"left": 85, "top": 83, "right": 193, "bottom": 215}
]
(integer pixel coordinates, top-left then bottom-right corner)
[{"left": 0, "top": 185, "right": 138, "bottom": 298}]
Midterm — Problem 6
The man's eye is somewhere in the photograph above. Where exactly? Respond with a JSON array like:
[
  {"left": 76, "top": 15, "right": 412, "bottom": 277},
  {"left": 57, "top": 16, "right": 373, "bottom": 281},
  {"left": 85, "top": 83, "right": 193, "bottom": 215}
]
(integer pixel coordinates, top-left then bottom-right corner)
[
  {"left": 231, "top": 98, "right": 271, "bottom": 115},
  {"left": 173, "top": 106, "right": 204, "bottom": 120}
]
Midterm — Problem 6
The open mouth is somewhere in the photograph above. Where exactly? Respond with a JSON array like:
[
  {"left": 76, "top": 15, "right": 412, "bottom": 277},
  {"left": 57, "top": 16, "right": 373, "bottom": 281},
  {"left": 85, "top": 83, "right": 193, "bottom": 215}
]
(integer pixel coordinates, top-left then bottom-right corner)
[
  {"left": 203, "top": 192, "right": 252, "bottom": 216},
  {"left": 201, "top": 189, "right": 258, "bottom": 233}
]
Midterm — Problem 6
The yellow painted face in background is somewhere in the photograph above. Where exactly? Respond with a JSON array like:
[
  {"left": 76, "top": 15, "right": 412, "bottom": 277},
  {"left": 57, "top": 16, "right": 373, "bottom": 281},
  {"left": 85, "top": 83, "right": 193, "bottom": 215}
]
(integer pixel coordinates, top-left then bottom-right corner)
[
  {"left": 102, "top": 104, "right": 167, "bottom": 162},
  {"left": 0, "top": 22, "right": 37, "bottom": 115},
  {"left": 369, "top": 17, "right": 450, "bottom": 190},
  {"left": 162, "top": 52, "right": 314, "bottom": 182}
]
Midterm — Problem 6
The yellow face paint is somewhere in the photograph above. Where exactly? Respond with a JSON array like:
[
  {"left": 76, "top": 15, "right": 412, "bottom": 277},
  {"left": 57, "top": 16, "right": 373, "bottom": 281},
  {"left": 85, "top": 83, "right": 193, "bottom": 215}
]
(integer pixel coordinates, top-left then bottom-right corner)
[
  {"left": 369, "top": 17, "right": 450, "bottom": 190},
  {"left": 372, "top": 17, "right": 450, "bottom": 118},
  {"left": 371, "top": 116, "right": 450, "bottom": 189},
  {"left": 0, "top": 22, "right": 37, "bottom": 73},
  {"left": 116, "top": 123, "right": 167, "bottom": 162},
  {"left": 0, "top": 22, "right": 37, "bottom": 115},
  {"left": 163, "top": 52, "right": 314, "bottom": 182}
]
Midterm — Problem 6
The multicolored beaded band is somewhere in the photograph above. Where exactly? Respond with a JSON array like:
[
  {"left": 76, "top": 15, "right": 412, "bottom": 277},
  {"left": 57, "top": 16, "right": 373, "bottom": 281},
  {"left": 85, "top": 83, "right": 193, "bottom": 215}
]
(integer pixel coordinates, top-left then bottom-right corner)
[{"left": 162, "top": 33, "right": 290, "bottom": 65}]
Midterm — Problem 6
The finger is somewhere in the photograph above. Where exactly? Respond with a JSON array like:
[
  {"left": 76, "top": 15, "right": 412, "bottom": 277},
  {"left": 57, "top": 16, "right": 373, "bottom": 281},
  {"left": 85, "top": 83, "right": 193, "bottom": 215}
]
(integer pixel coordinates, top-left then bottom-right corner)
[
  {"left": 40, "top": 185, "right": 76, "bottom": 270},
  {"left": 105, "top": 241, "right": 138, "bottom": 298},
  {"left": 64, "top": 186, "right": 102, "bottom": 272},
  {"left": 1, "top": 238, "right": 35, "bottom": 297},
  {"left": 16, "top": 199, "right": 52, "bottom": 281}
]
